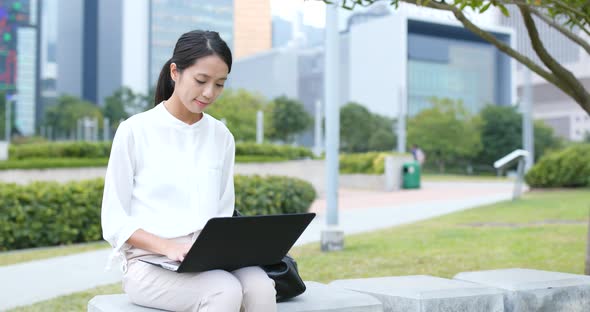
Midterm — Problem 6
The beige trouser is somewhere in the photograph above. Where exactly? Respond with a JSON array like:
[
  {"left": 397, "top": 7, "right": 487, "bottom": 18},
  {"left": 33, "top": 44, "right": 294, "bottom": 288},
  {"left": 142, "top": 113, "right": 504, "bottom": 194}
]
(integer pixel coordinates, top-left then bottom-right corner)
[{"left": 122, "top": 233, "right": 277, "bottom": 312}]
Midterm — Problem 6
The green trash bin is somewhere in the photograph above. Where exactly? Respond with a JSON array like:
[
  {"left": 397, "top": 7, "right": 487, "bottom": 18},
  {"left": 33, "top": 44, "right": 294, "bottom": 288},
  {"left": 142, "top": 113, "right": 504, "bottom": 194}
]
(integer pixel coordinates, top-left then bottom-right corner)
[{"left": 402, "top": 162, "right": 421, "bottom": 189}]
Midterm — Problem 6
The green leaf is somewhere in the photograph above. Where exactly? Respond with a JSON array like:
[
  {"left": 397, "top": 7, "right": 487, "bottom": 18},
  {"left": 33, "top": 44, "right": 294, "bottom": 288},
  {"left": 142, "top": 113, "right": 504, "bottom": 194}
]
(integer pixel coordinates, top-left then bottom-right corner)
[
  {"left": 498, "top": 3, "right": 510, "bottom": 16},
  {"left": 479, "top": 1, "right": 492, "bottom": 13}
]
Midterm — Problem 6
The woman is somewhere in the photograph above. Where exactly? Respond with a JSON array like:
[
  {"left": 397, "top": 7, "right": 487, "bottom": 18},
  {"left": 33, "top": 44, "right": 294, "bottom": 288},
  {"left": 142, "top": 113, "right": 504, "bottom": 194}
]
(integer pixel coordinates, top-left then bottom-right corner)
[{"left": 101, "top": 30, "right": 277, "bottom": 311}]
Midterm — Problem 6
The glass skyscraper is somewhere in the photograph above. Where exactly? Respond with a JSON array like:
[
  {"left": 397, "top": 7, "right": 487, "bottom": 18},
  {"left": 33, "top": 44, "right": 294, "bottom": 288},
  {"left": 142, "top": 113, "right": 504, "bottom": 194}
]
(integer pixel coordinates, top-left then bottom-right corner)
[
  {"left": 407, "top": 34, "right": 496, "bottom": 116},
  {"left": 0, "top": 0, "right": 39, "bottom": 135},
  {"left": 149, "top": 0, "right": 234, "bottom": 87},
  {"left": 406, "top": 20, "right": 510, "bottom": 117}
]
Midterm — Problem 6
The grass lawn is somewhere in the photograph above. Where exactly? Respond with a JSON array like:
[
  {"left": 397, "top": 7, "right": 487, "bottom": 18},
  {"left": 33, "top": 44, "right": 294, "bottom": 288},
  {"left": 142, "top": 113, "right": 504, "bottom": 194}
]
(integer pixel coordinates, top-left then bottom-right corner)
[
  {"left": 0, "top": 241, "right": 109, "bottom": 267},
  {"left": 9, "top": 284, "right": 123, "bottom": 312},
  {"left": 0, "top": 158, "right": 109, "bottom": 170},
  {"left": 293, "top": 189, "right": 589, "bottom": 282},
  {"left": 422, "top": 173, "right": 510, "bottom": 182},
  {"left": 8, "top": 189, "right": 590, "bottom": 311},
  {"left": 235, "top": 155, "right": 291, "bottom": 163}
]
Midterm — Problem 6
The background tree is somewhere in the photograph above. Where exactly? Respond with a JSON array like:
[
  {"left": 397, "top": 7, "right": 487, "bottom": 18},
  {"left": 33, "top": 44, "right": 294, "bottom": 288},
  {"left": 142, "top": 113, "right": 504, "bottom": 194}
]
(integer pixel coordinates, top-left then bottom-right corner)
[
  {"left": 206, "top": 89, "right": 268, "bottom": 142},
  {"left": 145, "top": 86, "right": 156, "bottom": 107},
  {"left": 267, "top": 96, "right": 313, "bottom": 144},
  {"left": 368, "top": 127, "right": 397, "bottom": 151},
  {"left": 369, "top": 114, "right": 397, "bottom": 151},
  {"left": 533, "top": 119, "right": 562, "bottom": 160},
  {"left": 339, "top": 102, "right": 396, "bottom": 152},
  {"left": 340, "top": 102, "right": 373, "bottom": 152},
  {"left": 475, "top": 104, "right": 562, "bottom": 166},
  {"left": 477, "top": 105, "right": 523, "bottom": 166},
  {"left": 332, "top": 0, "right": 590, "bottom": 115},
  {"left": 103, "top": 87, "right": 149, "bottom": 135},
  {"left": 43, "top": 95, "right": 103, "bottom": 139},
  {"left": 0, "top": 91, "right": 17, "bottom": 139},
  {"left": 407, "top": 98, "right": 482, "bottom": 172}
]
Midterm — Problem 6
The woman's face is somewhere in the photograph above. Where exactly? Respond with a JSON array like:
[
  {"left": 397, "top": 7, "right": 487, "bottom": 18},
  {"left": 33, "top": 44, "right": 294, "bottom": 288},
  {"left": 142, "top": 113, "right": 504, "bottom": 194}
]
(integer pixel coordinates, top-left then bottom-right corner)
[{"left": 170, "top": 54, "right": 229, "bottom": 114}]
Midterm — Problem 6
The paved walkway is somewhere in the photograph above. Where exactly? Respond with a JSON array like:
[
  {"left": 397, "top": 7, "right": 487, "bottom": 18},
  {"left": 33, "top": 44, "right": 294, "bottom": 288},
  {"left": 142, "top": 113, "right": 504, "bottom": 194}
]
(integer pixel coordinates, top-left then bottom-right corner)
[{"left": 0, "top": 181, "right": 516, "bottom": 311}]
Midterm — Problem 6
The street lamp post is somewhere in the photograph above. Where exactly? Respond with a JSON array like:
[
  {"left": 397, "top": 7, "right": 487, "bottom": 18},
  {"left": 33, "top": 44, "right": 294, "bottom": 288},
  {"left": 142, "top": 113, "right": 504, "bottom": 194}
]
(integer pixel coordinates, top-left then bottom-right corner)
[
  {"left": 313, "top": 99, "right": 323, "bottom": 157},
  {"left": 396, "top": 87, "right": 407, "bottom": 153},
  {"left": 321, "top": 2, "right": 344, "bottom": 252},
  {"left": 522, "top": 68, "right": 535, "bottom": 171}
]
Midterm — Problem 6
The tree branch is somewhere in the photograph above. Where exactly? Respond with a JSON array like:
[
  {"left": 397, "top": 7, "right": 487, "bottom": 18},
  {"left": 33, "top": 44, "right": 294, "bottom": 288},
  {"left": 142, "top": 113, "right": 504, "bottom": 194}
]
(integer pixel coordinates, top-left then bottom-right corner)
[
  {"left": 529, "top": 7, "right": 590, "bottom": 55},
  {"left": 480, "top": 0, "right": 590, "bottom": 37},
  {"left": 549, "top": 0, "right": 590, "bottom": 23},
  {"left": 332, "top": 0, "right": 590, "bottom": 114},
  {"left": 564, "top": 12, "right": 590, "bottom": 38},
  {"left": 395, "top": 0, "right": 560, "bottom": 86},
  {"left": 519, "top": 5, "right": 590, "bottom": 104}
]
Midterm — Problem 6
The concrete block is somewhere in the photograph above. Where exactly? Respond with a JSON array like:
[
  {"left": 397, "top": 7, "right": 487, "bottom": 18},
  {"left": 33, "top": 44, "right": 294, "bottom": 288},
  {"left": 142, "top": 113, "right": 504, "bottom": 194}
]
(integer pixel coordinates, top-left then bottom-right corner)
[
  {"left": 88, "top": 281, "right": 383, "bottom": 312},
  {"left": 278, "top": 281, "right": 383, "bottom": 312},
  {"left": 330, "top": 275, "right": 504, "bottom": 312},
  {"left": 88, "top": 295, "right": 162, "bottom": 312},
  {"left": 454, "top": 268, "right": 590, "bottom": 312},
  {"left": 321, "top": 227, "right": 344, "bottom": 252}
]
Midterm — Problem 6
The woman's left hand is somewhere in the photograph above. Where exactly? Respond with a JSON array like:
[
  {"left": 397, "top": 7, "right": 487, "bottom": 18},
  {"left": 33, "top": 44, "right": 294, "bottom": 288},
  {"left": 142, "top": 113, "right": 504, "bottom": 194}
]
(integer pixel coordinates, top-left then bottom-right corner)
[{"left": 163, "top": 241, "right": 192, "bottom": 262}]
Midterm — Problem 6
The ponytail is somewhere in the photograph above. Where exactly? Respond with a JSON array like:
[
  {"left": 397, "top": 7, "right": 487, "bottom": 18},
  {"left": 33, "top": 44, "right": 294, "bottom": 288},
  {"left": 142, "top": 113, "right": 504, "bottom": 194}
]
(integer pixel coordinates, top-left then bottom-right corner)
[
  {"left": 154, "top": 30, "right": 232, "bottom": 106},
  {"left": 154, "top": 59, "right": 174, "bottom": 106}
]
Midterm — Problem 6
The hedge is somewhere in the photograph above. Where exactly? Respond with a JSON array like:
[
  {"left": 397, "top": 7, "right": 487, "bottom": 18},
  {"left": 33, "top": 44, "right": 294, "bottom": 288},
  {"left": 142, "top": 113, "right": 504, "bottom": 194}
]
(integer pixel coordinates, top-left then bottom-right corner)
[
  {"left": 8, "top": 141, "right": 314, "bottom": 160},
  {"left": 9, "top": 142, "right": 112, "bottom": 160},
  {"left": 0, "top": 175, "right": 316, "bottom": 251},
  {"left": 0, "top": 156, "right": 286, "bottom": 171},
  {"left": 525, "top": 144, "right": 590, "bottom": 188},
  {"left": 339, "top": 152, "right": 410, "bottom": 174},
  {"left": 235, "top": 142, "right": 314, "bottom": 159}
]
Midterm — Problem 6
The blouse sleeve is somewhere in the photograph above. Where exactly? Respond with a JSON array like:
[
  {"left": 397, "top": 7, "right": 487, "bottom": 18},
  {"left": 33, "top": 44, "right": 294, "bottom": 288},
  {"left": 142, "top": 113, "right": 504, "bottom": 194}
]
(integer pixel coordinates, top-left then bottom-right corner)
[
  {"left": 217, "top": 133, "right": 236, "bottom": 217},
  {"left": 101, "top": 120, "right": 141, "bottom": 253}
]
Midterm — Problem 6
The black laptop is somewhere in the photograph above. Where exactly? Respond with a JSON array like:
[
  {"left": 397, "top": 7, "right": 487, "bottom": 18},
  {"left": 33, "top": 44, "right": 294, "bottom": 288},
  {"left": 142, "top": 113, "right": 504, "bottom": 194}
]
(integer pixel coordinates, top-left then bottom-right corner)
[{"left": 140, "top": 213, "right": 316, "bottom": 273}]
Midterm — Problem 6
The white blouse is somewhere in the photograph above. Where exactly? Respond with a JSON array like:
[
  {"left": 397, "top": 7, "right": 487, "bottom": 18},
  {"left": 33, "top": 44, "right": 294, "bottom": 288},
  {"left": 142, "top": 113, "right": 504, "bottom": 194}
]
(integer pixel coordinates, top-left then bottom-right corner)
[{"left": 101, "top": 103, "right": 235, "bottom": 271}]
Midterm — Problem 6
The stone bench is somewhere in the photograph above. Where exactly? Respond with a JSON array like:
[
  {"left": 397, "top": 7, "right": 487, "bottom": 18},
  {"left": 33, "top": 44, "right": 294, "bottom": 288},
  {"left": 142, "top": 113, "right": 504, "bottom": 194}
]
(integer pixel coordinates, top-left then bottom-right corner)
[
  {"left": 454, "top": 268, "right": 590, "bottom": 312},
  {"left": 88, "top": 281, "right": 383, "bottom": 312},
  {"left": 88, "top": 270, "right": 590, "bottom": 312},
  {"left": 330, "top": 275, "right": 505, "bottom": 312}
]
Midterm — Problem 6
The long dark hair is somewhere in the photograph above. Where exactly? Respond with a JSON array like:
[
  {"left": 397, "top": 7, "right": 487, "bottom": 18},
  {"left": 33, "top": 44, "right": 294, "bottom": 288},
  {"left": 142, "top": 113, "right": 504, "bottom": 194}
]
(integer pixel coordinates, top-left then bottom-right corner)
[{"left": 154, "top": 30, "right": 232, "bottom": 105}]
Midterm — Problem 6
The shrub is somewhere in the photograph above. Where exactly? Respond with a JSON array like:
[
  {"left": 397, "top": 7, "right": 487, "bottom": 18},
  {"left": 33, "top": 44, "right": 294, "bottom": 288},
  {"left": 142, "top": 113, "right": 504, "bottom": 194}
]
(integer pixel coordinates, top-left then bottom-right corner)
[
  {"left": 235, "top": 142, "right": 313, "bottom": 159},
  {"left": 339, "top": 152, "right": 409, "bottom": 174},
  {"left": 235, "top": 175, "right": 316, "bottom": 216},
  {"left": 9, "top": 141, "right": 313, "bottom": 161},
  {"left": 9, "top": 142, "right": 112, "bottom": 160},
  {"left": 0, "top": 176, "right": 316, "bottom": 251},
  {"left": 339, "top": 152, "right": 381, "bottom": 174},
  {"left": 0, "top": 180, "right": 104, "bottom": 250},
  {"left": 11, "top": 136, "right": 49, "bottom": 145},
  {"left": 525, "top": 144, "right": 590, "bottom": 188}
]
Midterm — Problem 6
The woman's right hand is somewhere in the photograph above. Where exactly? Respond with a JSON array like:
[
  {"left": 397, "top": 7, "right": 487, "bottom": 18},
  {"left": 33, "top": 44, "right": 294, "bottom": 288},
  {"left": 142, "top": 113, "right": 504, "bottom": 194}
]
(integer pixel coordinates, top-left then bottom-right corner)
[{"left": 163, "top": 241, "right": 192, "bottom": 262}]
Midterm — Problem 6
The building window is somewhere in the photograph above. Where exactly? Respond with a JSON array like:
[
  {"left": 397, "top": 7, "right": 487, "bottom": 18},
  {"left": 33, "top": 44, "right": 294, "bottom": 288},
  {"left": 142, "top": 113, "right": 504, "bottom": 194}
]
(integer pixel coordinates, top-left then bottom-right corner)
[{"left": 407, "top": 33, "right": 496, "bottom": 116}]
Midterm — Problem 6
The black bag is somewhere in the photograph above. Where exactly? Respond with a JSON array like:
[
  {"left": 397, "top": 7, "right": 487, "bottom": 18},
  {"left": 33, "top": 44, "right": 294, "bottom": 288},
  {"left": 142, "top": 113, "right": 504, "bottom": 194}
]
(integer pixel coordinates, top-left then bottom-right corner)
[{"left": 232, "top": 210, "right": 306, "bottom": 301}]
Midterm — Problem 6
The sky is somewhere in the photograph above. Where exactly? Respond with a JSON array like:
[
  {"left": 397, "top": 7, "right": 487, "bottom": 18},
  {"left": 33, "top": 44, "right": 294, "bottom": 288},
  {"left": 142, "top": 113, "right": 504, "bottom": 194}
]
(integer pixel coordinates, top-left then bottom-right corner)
[{"left": 270, "top": 0, "right": 328, "bottom": 28}]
